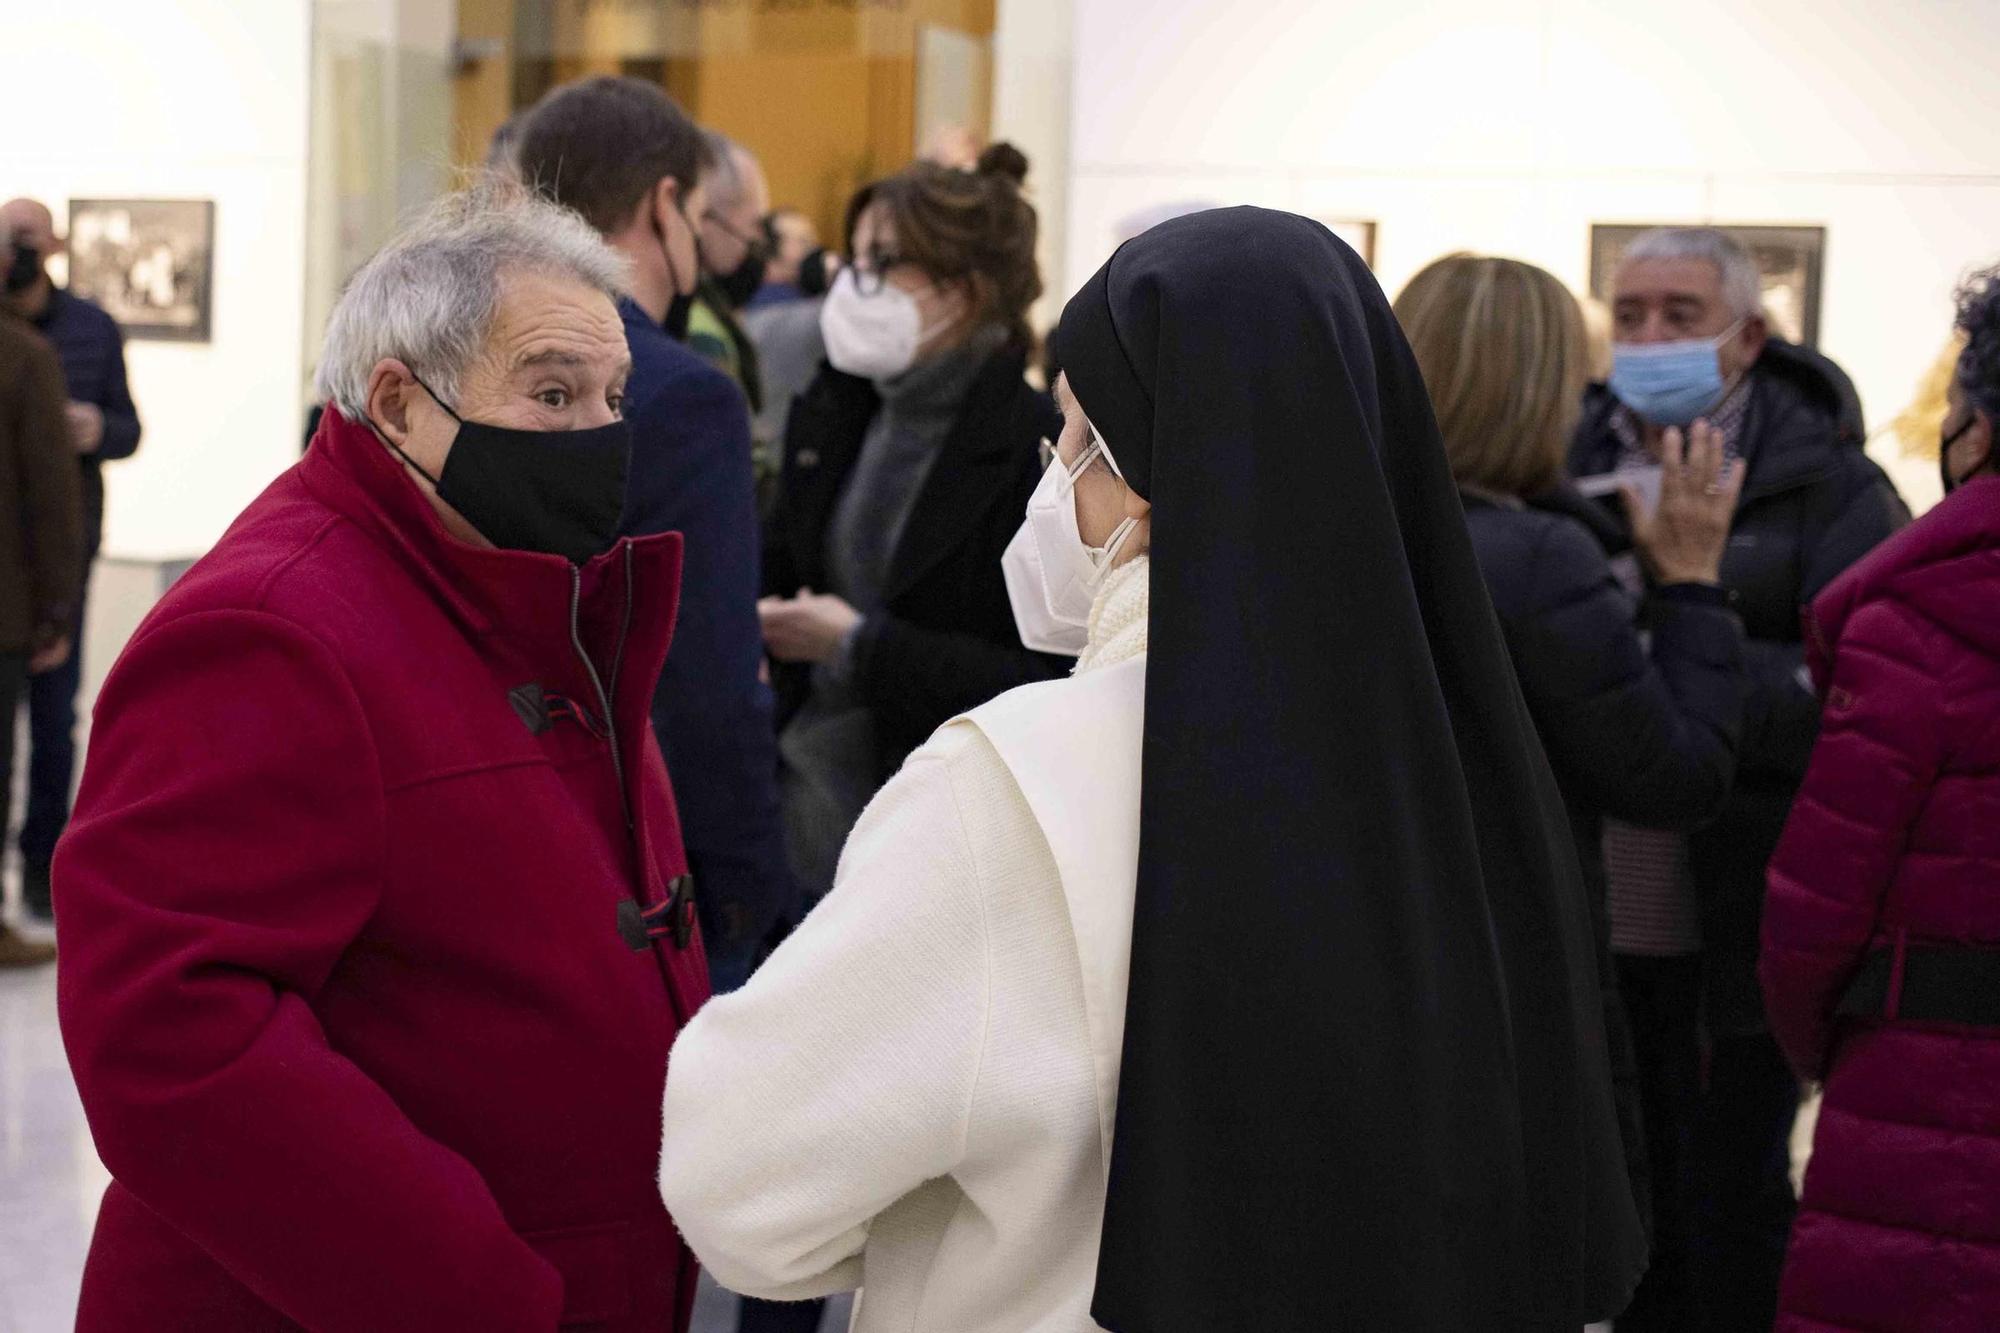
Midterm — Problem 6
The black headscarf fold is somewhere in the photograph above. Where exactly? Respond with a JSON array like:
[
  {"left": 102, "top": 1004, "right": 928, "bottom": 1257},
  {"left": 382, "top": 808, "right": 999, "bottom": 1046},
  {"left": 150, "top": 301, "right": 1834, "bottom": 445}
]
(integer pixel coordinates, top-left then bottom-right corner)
[{"left": 1055, "top": 208, "right": 1645, "bottom": 1331}]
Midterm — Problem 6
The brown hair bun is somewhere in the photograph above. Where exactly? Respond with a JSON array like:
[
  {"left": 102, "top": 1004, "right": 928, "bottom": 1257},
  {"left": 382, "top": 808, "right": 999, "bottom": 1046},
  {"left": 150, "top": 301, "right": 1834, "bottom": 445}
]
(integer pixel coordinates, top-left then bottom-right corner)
[{"left": 975, "top": 142, "right": 1030, "bottom": 189}]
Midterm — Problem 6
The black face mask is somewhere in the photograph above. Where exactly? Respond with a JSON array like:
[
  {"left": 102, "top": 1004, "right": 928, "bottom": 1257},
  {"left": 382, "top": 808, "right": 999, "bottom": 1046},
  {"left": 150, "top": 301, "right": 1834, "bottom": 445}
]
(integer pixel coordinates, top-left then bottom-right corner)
[
  {"left": 713, "top": 239, "right": 769, "bottom": 309},
  {"left": 705, "top": 213, "right": 771, "bottom": 309},
  {"left": 1941, "top": 414, "right": 1978, "bottom": 497},
  {"left": 798, "top": 248, "right": 835, "bottom": 299},
  {"left": 5, "top": 243, "right": 40, "bottom": 296},
  {"left": 383, "top": 376, "right": 631, "bottom": 565}
]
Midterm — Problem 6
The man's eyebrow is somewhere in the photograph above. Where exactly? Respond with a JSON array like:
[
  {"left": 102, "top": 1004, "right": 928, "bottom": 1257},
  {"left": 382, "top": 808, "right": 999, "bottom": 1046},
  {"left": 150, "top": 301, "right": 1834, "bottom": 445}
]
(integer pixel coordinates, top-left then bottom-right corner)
[{"left": 515, "top": 349, "right": 588, "bottom": 369}]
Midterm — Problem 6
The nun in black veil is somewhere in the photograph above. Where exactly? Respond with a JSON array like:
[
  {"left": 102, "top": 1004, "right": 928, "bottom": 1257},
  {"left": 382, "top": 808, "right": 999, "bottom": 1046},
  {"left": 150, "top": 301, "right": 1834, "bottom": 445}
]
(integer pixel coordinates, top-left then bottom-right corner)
[{"left": 658, "top": 207, "right": 1646, "bottom": 1332}]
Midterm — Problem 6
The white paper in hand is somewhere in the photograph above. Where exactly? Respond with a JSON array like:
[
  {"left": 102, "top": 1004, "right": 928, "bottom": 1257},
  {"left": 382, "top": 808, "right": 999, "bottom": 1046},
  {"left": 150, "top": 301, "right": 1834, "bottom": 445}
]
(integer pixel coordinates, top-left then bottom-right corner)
[{"left": 1576, "top": 464, "right": 1664, "bottom": 518}]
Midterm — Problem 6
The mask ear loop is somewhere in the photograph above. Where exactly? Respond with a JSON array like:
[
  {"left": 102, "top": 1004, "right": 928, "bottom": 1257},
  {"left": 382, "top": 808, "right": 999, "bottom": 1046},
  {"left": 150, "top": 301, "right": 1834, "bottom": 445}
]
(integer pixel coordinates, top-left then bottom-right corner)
[
  {"left": 1073, "top": 431, "right": 1140, "bottom": 574},
  {"left": 368, "top": 371, "right": 458, "bottom": 489},
  {"left": 1096, "top": 516, "right": 1140, "bottom": 571},
  {"left": 655, "top": 192, "right": 691, "bottom": 297},
  {"left": 1712, "top": 316, "right": 1753, "bottom": 399}
]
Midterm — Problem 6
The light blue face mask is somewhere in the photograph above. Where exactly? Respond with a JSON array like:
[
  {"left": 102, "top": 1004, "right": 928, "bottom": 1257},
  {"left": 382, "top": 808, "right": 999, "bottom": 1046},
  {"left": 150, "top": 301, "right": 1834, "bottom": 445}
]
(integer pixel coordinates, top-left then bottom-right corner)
[{"left": 1608, "top": 321, "right": 1745, "bottom": 427}]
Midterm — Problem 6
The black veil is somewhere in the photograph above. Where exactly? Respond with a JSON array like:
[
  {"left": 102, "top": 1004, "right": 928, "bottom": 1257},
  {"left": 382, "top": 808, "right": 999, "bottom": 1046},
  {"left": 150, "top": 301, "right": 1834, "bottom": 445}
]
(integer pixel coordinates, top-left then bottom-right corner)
[{"left": 1054, "top": 207, "right": 1645, "bottom": 1330}]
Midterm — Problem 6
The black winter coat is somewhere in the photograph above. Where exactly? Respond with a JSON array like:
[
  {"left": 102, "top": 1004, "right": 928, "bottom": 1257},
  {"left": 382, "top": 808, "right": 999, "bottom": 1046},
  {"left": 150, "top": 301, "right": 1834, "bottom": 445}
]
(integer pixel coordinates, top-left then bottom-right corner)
[
  {"left": 1568, "top": 340, "right": 1909, "bottom": 1030},
  {"left": 765, "top": 347, "right": 1069, "bottom": 782},
  {"left": 1464, "top": 487, "right": 1746, "bottom": 1236}
]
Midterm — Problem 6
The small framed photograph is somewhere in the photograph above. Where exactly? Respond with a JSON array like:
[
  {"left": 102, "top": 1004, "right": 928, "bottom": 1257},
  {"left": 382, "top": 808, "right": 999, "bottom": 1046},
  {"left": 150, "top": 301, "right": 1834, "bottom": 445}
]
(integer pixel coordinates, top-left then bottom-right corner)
[
  {"left": 66, "top": 198, "right": 216, "bottom": 343},
  {"left": 1589, "top": 222, "right": 1826, "bottom": 348}
]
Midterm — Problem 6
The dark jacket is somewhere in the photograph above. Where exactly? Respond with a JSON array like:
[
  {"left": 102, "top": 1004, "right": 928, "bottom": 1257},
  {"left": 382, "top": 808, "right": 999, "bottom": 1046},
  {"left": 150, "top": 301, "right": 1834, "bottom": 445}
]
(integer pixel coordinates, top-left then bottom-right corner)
[
  {"left": 1569, "top": 339, "right": 1908, "bottom": 1029},
  {"left": 766, "top": 348, "right": 1068, "bottom": 781},
  {"left": 1762, "top": 475, "right": 2000, "bottom": 1332},
  {"left": 1464, "top": 487, "right": 1746, "bottom": 1236},
  {"left": 33, "top": 287, "right": 141, "bottom": 557},
  {"left": 0, "top": 315, "right": 83, "bottom": 652},
  {"left": 58, "top": 410, "right": 709, "bottom": 1332},
  {"left": 617, "top": 297, "right": 792, "bottom": 950}
]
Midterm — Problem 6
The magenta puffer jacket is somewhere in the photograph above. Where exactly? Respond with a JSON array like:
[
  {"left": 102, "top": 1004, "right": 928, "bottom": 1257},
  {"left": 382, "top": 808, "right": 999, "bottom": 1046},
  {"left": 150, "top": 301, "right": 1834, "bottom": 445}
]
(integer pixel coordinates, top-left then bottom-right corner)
[{"left": 1761, "top": 474, "right": 2000, "bottom": 1332}]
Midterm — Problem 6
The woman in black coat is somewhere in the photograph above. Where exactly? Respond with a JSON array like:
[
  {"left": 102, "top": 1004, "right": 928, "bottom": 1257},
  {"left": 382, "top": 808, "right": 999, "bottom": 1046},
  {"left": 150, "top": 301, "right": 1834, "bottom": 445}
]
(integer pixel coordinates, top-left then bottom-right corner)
[
  {"left": 756, "top": 146, "right": 1066, "bottom": 915},
  {"left": 1396, "top": 255, "right": 1749, "bottom": 1323}
]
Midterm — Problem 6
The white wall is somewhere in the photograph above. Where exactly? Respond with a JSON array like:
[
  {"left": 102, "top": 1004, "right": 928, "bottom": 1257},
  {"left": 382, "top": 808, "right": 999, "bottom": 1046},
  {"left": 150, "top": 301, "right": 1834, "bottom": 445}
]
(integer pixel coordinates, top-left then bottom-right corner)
[
  {"left": 993, "top": 0, "right": 1076, "bottom": 338},
  {"left": 1067, "top": 0, "right": 2000, "bottom": 508},
  {"left": 1, "top": 1, "right": 313, "bottom": 562}
]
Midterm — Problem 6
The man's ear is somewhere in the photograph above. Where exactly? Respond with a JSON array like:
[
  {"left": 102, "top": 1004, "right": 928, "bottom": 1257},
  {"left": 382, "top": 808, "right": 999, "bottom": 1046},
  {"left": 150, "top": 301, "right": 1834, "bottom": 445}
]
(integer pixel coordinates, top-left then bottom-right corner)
[
  {"left": 1740, "top": 311, "right": 1770, "bottom": 354},
  {"left": 364, "top": 359, "right": 417, "bottom": 444},
  {"left": 653, "top": 175, "right": 682, "bottom": 228}
]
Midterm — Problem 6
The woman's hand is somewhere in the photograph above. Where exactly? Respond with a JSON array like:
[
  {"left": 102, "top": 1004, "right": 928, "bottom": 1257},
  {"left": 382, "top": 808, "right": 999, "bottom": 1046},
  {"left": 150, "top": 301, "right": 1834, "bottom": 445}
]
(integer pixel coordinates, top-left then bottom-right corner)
[
  {"left": 758, "top": 589, "right": 863, "bottom": 664},
  {"left": 1626, "top": 419, "right": 1746, "bottom": 587}
]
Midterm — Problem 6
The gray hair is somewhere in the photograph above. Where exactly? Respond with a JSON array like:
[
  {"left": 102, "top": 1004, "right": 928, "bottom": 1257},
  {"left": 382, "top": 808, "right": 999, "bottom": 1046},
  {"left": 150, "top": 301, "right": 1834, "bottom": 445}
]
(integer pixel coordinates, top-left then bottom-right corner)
[
  {"left": 1618, "top": 227, "right": 1763, "bottom": 323},
  {"left": 701, "top": 130, "right": 749, "bottom": 209},
  {"left": 314, "top": 182, "right": 629, "bottom": 420}
]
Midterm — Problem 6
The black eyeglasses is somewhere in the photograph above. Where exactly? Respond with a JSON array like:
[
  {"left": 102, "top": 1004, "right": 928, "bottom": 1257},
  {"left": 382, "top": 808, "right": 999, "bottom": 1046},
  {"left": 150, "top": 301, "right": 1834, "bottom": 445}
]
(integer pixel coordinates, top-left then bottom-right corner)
[{"left": 851, "top": 251, "right": 909, "bottom": 297}]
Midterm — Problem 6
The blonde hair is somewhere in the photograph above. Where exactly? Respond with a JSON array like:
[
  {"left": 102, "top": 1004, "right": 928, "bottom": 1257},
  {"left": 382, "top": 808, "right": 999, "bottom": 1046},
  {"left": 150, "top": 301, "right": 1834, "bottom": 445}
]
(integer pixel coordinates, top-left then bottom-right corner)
[
  {"left": 1393, "top": 254, "right": 1587, "bottom": 497},
  {"left": 1889, "top": 335, "right": 1964, "bottom": 459}
]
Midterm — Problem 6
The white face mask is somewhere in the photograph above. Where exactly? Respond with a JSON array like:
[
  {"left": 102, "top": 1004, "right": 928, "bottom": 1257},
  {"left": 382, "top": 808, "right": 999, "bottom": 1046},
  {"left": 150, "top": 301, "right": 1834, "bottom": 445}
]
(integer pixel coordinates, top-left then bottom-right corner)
[
  {"left": 819, "top": 267, "right": 930, "bottom": 381},
  {"left": 1002, "top": 429, "right": 1139, "bottom": 656}
]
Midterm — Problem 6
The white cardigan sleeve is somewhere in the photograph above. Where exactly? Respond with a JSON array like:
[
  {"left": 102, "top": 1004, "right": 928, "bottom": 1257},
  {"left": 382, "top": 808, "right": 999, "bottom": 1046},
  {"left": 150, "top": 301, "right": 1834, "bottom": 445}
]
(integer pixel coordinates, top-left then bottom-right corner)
[{"left": 658, "top": 745, "right": 992, "bottom": 1300}]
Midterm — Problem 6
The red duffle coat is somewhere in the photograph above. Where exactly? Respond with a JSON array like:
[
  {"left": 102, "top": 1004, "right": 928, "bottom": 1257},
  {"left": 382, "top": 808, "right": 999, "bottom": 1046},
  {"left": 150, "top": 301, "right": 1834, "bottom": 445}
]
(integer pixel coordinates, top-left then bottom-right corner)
[{"left": 56, "top": 409, "right": 711, "bottom": 1331}]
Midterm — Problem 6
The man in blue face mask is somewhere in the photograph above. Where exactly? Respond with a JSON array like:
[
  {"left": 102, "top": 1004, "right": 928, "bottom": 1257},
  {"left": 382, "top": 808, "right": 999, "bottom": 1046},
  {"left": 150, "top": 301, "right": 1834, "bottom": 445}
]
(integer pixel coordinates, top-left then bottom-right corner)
[{"left": 1568, "top": 227, "right": 1908, "bottom": 1332}]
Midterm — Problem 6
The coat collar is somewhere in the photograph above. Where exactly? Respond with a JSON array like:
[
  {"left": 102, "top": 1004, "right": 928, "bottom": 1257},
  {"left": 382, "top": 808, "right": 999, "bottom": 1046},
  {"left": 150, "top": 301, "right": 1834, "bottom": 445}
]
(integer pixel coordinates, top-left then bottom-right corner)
[
  {"left": 1808, "top": 474, "right": 2000, "bottom": 673},
  {"left": 885, "top": 344, "right": 1040, "bottom": 600},
  {"left": 299, "top": 407, "right": 684, "bottom": 655}
]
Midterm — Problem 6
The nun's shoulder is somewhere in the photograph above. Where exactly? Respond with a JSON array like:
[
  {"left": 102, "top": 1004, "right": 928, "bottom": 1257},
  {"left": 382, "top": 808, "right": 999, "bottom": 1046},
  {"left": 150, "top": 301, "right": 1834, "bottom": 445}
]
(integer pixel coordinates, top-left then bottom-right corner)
[{"left": 883, "top": 660, "right": 1148, "bottom": 814}]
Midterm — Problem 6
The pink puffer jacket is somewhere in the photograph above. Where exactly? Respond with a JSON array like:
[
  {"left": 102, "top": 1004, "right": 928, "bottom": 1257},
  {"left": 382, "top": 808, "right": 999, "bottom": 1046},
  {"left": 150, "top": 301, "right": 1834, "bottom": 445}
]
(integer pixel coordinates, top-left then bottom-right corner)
[{"left": 1761, "top": 474, "right": 2000, "bottom": 1332}]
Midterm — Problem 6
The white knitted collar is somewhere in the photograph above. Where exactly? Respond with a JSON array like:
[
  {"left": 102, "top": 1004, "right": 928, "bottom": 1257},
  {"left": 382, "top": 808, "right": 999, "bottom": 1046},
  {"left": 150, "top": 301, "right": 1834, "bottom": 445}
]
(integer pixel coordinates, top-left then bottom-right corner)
[{"left": 1075, "top": 556, "right": 1149, "bottom": 674}]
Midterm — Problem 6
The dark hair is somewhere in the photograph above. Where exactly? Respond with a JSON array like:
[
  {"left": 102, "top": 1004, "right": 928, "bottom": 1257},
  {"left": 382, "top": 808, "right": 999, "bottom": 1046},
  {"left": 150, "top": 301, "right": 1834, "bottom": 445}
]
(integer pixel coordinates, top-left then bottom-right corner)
[
  {"left": 844, "top": 142, "right": 1041, "bottom": 350},
  {"left": 485, "top": 111, "right": 527, "bottom": 175},
  {"left": 1954, "top": 263, "right": 2000, "bottom": 422},
  {"left": 516, "top": 77, "right": 714, "bottom": 235}
]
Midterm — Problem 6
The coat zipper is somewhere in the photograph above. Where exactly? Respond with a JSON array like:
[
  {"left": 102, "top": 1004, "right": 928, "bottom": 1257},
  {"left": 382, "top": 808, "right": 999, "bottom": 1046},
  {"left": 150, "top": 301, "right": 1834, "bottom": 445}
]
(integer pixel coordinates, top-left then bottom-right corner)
[{"left": 569, "top": 562, "right": 633, "bottom": 832}]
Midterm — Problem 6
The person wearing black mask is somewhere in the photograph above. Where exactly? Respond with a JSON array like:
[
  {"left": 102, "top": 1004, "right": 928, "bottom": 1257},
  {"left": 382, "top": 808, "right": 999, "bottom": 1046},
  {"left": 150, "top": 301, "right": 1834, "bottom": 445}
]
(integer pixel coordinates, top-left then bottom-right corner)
[
  {"left": 56, "top": 186, "right": 715, "bottom": 1333},
  {"left": 688, "top": 131, "right": 770, "bottom": 416},
  {"left": 518, "top": 79, "right": 794, "bottom": 995},
  {"left": 0, "top": 296, "right": 81, "bottom": 966},
  {"left": 746, "top": 209, "right": 822, "bottom": 311},
  {"left": 659, "top": 207, "right": 1646, "bottom": 1331},
  {"left": 2, "top": 197, "right": 142, "bottom": 925}
]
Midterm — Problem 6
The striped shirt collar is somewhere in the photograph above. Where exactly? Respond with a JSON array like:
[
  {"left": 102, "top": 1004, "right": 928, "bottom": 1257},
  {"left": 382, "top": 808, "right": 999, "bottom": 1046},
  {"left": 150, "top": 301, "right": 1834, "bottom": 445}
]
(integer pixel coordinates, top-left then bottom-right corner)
[{"left": 1609, "top": 372, "right": 1753, "bottom": 470}]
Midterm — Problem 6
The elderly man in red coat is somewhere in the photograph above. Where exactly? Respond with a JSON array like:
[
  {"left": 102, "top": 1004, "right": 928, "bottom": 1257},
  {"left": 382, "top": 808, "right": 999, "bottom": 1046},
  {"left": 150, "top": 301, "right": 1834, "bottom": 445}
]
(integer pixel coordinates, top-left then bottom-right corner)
[{"left": 55, "top": 185, "right": 711, "bottom": 1331}]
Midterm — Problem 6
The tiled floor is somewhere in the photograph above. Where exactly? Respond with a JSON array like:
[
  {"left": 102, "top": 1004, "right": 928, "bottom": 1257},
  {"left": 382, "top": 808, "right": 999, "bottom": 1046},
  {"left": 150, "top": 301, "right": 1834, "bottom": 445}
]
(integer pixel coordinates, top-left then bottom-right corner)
[
  {"left": 0, "top": 954, "right": 849, "bottom": 1332},
  {"left": 0, "top": 949, "right": 107, "bottom": 1333}
]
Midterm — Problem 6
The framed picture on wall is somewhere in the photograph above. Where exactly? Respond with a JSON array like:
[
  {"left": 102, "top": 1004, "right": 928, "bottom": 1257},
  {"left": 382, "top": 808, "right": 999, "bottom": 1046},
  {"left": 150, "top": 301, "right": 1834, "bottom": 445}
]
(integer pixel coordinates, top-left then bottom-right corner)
[
  {"left": 65, "top": 198, "right": 216, "bottom": 343},
  {"left": 1318, "top": 218, "right": 1378, "bottom": 269},
  {"left": 1589, "top": 223, "right": 1826, "bottom": 348}
]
